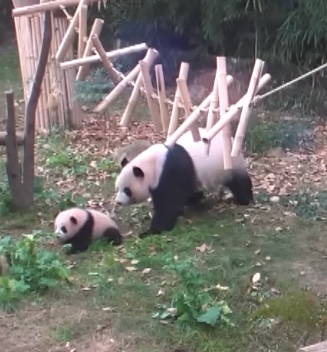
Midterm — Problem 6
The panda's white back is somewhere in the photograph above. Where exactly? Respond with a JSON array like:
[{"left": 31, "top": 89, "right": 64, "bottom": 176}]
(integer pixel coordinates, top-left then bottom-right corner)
[
  {"left": 177, "top": 128, "right": 246, "bottom": 190},
  {"left": 88, "top": 209, "right": 118, "bottom": 239}
]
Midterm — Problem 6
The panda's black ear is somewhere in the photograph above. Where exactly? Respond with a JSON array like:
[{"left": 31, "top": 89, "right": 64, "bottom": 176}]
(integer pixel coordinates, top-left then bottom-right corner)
[
  {"left": 121, "top": 157, "right": 129, "bottom": 168},
  {"left": 133, "top": 166, "right": 144, "bottom": 178},
  {"left": 70, "top": 216, "right": 78, "bottom": 225}
]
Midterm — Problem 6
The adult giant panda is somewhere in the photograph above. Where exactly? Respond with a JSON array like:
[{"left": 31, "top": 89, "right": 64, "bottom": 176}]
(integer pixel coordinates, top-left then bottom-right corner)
[
  {"left": 115, "top": 143, "right": 198, "bottom": 238},
  {"left": 177, "top": 127, "right": 253, "bottom": 206},
  {"left": 54, "top": 207, "right": 123, "bottom": 254},
  {"left": 115, "top": 128, "right": 253, "bottom": 238}
]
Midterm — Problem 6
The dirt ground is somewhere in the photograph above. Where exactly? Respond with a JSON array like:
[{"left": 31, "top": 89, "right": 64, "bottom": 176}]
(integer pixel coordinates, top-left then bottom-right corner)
[{"left": 1, "top": 39, "right": 327, "bottom": 352}]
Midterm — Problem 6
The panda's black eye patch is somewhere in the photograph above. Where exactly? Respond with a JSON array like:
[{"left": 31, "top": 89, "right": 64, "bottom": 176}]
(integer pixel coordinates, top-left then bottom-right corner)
[
  {"left": 124, "top": 187, "right": 132, "bottom": 197},
  {"left": 61, "top": 226, "right": 67, "bottom": 234}
]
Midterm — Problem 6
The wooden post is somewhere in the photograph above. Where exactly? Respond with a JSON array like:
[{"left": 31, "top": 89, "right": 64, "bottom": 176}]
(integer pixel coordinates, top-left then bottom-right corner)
[
  {"left": 165, "top": 75, "right": 234, "bottom": 147},
  {"left": 202, "top": 73, "right": 271, "bottom": 146},
  {"left": 91, "top": 34, "right": 121, "bottom": 85},
  {"left": 120, "top": 48, "right": 159, "bottom": 127},
  {"left": 155, "top": 64, "right": 170, "bottom": 132},
  {"left": 176, "top": 78, "right": 200, "bottom": 141},
  {"left": 5, "top": 91, "right": 25, "bottom": 208},
  {"left": 23, "top": 10, "right": 52, "bottom": 206},
  {"left": 231, "top": 59, "right": 264, "bottom": 157},
  {"left": 94, "top": 64, "right": 141, "bottom": 113},
  {"left": 76, "top": 18, "right": 104, "bottom": 80},
  {"left": 77, "top": 4, "right": 88, "bottom": 58},
  {"left": 167, "top": 62, "right": 189, "bottom": 136},
  {"left": 165, "top": 93, "right": 213, "bottom": 147},
  {"left": 139, "top": 60, "right": 162, "bottom": 132},
  {"left": 61, "top": 43, "right": 148, "bottom": 70},
  {"left": 217, "top": 57, "right": 232, "bottom": 169},
  {"left": 12, "top": 0, "right": 99, "bottom": 17},
  {"left": 206, "top": 63, "right": 220, "bottom": 131},
  {"left": 55, "top": 0, "right": 89, "bottom": 61}
]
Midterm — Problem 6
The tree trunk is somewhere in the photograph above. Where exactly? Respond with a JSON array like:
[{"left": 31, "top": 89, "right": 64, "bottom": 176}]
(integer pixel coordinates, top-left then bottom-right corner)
[{"left": 23, "top": 10, "right": 52, "bottom": 207}]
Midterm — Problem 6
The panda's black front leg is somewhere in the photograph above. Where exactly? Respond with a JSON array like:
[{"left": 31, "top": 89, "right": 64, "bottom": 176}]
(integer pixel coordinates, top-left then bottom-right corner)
[
  {"left": 67, "top": 237, "right": 91, "bottom": 254},
  {"left": 139, "top": 201, "right": 182, "bottom": 239},
  {"left": 139, "top": 210, "right": 180, "bottom": 239}
]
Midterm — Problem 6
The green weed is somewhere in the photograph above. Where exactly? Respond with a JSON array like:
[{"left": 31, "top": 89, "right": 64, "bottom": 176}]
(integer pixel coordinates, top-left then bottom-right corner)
[{"left": 0, "top": 233, "right": 70, "bottom": 312}]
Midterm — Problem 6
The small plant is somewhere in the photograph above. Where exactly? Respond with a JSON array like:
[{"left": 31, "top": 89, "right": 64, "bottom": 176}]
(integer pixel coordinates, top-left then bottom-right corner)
[
  {"left": 153, "top": 255, "right": 234, "bottom": 328},
  {"left": 246, "top": 119, "right": 314, "bottom": 155},
  {"left": 279, "top": 190, "right": 327, "bottom": 219},
  {"left": 46, "top": 147, "right": 89, "bottom": 176},
  {"left": 0, "top": 233, "right": 70, "bottom": 312},
  {"left": 74, "top": 68, "right": 115, "bottom": 103},
  {"left": 98, "top": 158, "right": 119, "bottom": 179}
]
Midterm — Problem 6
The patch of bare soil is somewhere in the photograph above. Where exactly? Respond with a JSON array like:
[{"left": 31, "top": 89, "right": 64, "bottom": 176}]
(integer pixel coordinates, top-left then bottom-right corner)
[{"left": 0, "top": 297, "right": 134, "bottom": 352}]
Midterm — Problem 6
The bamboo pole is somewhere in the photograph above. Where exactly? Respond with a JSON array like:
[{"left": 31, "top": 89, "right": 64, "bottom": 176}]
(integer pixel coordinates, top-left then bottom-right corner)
[
  {"left": 77, "top": 4, "right": 88, "bottom": 58},
  {"left": 165, "top": 75, "right": 234, "bottom": 147},
  {"left": 167, "top": 62, "right": 189, "bottom": 136},
  {"left": 91, "top": 34, "right": 121, "bottom": 85},
  {"left": 206, "top": 63, "right": 220, "bottom": 131},
  {"left": 139, "top": 60, "right": 162, "bottom": 132},
  {"left": 12, "top": 0, "right": 99, "bottom": 17},
  {"left": 94, "top": 64, "right": 141, "bottom": 113},
  {"left": 61, "top": 43, "right": 148, "bottom": 70},
  {"left": 176, "top": 78, "right": 200, "bottom": 141},
  {"left": 155, "top": 64, "right": 169, "bottom": 132},
  {"left": 76, "top": 18, "right": 104, "bottom": 80},
  {"left": 55, "top": 0, "right": 89, "bottom": 61},
  {"left": 217, "top": 57, "right": 232, "bottom": 169},
  {"left": 120, "top": 48, "right": 159, "bottom": 126},
  {"left": 54, "top": 18, "right": 67, "bottom": 127},
  {"left": 231, "top": 59, "right": 264, "bottom": 157},
  {"left": 202, "top": 73, "right": 270, "bottom": 145}
]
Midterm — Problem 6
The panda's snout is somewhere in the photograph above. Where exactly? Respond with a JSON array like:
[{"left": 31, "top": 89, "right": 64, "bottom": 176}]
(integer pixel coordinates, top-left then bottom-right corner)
[{"left": 54, "top": 228, "right": 64, "bottom": 238}]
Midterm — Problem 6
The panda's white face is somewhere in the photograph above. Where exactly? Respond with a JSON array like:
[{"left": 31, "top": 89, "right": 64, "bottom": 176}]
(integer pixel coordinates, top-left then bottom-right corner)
[
  {"left": 115, "top": 165, "right": 151, "bottom": 205},
  {"left": 115, "top": 186, "right": 134, "bottom": 205},
  {"left": 54, "top": 209, "right": 83, "bottom": 243}
]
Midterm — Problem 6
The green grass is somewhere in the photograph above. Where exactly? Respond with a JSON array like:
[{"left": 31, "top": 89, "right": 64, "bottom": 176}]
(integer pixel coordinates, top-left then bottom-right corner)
[
  {"left": 0, "top": 42, "right": 327, "bottom": 351},
  {"left": 0, "top": 44, "right": 20, "bottom": 84},
  {"left": 0, "top": 127, "right": 327, "bottom": 351}
]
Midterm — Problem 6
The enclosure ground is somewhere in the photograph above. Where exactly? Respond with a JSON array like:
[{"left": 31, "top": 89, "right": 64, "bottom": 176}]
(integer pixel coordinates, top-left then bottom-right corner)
[{"left": 1, "top": 42, "right": 327, "bottom": 352}]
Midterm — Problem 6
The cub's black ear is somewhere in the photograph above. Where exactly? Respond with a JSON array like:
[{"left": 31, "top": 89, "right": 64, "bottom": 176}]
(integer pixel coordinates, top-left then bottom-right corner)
[
  {"left": 70, "top": 216, "right": 78, "bottom": 225},
  {"left": 121, "top": 157, "right": 129, "bottom": 168},
  {"left": 133, "top": 166, "right": 144, "bottom": 178}
]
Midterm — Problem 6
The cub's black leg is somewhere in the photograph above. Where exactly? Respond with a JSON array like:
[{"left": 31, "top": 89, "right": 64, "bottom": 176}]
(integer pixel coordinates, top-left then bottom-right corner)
[{"left": 103, "top": 228, "right": 123, "bottom": 245}]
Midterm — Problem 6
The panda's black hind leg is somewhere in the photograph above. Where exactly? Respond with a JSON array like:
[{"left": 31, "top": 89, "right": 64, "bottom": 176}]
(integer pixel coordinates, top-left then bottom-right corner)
[
  {"left": 186, "top": 190, "right": 205, "bottom": 206},
  {"left": 223, "top": 169, "right": 254, "bottom": 205},
  {"left": 103, "top": 228, "right": 123, "bottom": 245}
]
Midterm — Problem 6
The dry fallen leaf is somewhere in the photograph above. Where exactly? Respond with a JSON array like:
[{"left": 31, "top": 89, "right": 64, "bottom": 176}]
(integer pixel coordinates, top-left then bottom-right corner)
[
  {"left": 216, "top": 284, "right": 229, "bottom": 291},
  {"left": 125, "top": 266, "right": 137, "bottom": 272},
  {"left": 142, "top": 268, "right": 151, "bottom": 274},
  {"left": 196, "top": 244, "right": 207, "bottom": 252},
  {"left": 252, "top": 272, "right": 261, "bottom": 284},
  {"left": 157, "top": 289, "right": 165, "bottom": 297},
  {"left": 131, "top": 259, "right": 140, "bottom": 265}
]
